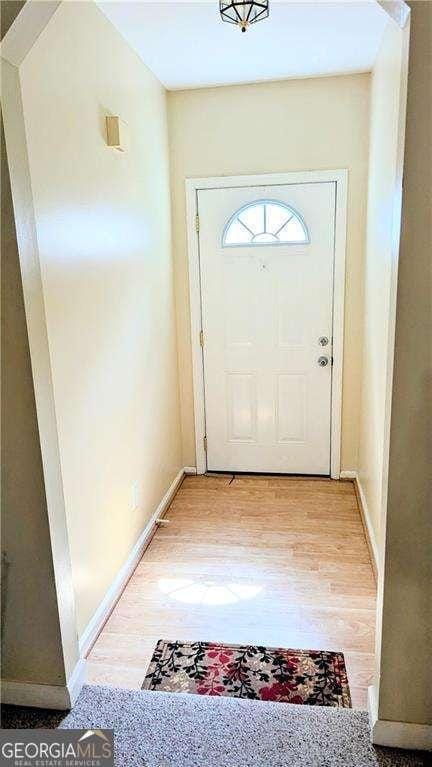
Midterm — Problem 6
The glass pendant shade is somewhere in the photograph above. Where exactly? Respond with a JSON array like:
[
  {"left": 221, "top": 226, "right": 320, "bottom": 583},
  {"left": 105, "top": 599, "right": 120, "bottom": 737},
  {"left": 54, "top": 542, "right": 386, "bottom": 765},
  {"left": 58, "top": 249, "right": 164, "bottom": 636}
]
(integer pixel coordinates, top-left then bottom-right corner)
[{"left": 219, "top": 1, "right": 269, "bottom": 32}]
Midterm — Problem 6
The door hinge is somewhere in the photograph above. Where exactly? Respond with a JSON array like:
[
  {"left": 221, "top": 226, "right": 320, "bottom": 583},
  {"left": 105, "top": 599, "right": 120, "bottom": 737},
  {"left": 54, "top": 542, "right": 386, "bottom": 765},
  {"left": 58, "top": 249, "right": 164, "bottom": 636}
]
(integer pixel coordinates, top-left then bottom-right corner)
[
  {"left": 199, "top": 329, "right": 204, "bottom": 347},
  {"left": 203, "top": 435, "right": 208, "bottom": 452},
  {"left": 195, "top": 214, "right": 200, "bottom": 233}
]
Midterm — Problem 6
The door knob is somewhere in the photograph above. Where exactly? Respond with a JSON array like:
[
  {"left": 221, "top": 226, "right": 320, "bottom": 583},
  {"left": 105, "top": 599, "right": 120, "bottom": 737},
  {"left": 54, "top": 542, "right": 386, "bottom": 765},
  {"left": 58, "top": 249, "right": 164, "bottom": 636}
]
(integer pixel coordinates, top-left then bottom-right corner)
[{"left": 318, "top": 356, "right": 329, "bottom": 367}]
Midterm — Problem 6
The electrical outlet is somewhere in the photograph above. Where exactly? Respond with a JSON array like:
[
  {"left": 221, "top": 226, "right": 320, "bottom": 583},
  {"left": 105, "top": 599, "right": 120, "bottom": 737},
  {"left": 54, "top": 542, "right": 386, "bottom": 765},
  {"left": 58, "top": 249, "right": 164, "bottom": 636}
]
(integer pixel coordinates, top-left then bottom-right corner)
[{"left": 131, "top": 481, "right": 140, "bottom": 512}]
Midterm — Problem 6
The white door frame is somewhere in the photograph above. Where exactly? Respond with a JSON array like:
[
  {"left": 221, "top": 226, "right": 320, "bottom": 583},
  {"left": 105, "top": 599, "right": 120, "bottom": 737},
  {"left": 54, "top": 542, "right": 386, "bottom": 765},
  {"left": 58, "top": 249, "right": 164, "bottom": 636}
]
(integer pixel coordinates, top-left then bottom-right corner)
[{"left": 185, "top": 170, "right": 348, "bottom": 479}]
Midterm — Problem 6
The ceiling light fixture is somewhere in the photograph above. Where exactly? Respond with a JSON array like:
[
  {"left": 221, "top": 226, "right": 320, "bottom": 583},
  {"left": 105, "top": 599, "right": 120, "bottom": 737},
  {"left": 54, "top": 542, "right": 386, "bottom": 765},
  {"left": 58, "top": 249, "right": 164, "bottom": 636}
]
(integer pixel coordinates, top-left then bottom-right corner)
[{"left": 219, "top": 1, "right": 269, "bottom": 33}]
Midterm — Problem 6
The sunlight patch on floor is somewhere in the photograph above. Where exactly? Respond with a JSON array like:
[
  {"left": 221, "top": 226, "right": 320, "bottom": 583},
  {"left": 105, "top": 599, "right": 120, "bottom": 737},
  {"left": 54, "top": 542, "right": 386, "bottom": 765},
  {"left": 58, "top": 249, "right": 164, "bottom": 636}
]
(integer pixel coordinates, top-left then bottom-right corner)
[{"left": 158, "top": 578, "right": 263, "bottom": 605}]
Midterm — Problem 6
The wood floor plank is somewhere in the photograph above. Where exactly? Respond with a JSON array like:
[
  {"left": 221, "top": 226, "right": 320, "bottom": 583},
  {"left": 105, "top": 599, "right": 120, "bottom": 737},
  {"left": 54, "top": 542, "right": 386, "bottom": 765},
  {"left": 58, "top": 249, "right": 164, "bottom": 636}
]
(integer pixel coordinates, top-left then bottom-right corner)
[{"left": 87, "top": 475, "right": 376, "bottom": 709}]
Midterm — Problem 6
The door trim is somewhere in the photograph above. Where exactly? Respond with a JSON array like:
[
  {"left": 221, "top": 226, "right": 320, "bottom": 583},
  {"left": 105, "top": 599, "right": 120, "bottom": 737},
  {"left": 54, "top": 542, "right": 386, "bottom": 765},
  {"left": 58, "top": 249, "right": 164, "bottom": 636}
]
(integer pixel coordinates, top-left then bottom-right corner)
[{"left": 185, "top": 170, "right": 348, "bottom": 478}]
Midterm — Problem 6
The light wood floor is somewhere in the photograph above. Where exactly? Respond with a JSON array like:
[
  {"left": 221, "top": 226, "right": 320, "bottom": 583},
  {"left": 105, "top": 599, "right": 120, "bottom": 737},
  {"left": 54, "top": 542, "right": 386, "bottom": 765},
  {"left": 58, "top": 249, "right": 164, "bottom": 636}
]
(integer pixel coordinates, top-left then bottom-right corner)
[{"left": 87, "top": 475, "right": 376, "bottom": 709}]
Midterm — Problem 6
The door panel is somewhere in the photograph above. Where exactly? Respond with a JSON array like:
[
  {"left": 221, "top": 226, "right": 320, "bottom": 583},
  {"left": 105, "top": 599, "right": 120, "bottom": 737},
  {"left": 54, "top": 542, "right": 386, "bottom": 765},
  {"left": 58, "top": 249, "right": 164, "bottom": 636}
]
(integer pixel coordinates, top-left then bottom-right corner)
[
  {"left": 227, "top": 374, "right": 256, "bottom": 442},
  {"left": 198, "top": 182, "right": 336, "bottom": 475},
  {"left": 277, "top": 374, "right": 306, "bottom": 443}
]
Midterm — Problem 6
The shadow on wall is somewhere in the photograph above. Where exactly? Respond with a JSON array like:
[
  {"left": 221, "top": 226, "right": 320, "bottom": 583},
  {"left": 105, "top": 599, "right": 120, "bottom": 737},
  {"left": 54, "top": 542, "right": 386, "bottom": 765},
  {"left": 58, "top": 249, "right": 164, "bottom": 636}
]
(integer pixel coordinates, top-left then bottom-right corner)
[{"left": 1, "top": 118, "right": 66, "bottom": 685}]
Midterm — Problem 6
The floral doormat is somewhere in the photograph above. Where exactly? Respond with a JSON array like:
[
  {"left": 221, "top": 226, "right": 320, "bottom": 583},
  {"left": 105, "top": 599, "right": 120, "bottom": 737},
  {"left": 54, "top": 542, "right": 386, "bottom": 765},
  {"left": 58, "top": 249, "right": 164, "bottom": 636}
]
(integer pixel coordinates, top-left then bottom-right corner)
[{"left": 142, "top": 640, "right": 351, "bottom": 707}]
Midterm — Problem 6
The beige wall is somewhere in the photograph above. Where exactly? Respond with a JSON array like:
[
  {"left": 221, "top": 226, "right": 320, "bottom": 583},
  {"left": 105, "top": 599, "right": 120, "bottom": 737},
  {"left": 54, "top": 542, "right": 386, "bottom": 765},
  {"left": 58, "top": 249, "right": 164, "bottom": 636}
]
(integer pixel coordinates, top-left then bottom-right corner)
[
  {"left": 374, "top": 0, "right": 432, "bottom": 730},
  {"left": 19, "top": 0, "right": 182, "bottom": 637},
  {"left": 357, "top": 20, "right": 404, "bottom": 551},
  {"left": 168, "top": 74, "right": 370, "bottom": 472}
]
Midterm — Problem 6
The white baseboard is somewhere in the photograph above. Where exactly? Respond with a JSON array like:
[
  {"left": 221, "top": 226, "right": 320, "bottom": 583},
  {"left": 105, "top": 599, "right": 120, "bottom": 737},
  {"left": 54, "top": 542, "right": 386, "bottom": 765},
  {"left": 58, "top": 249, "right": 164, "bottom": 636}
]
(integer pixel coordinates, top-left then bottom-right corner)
[
  {"left": 79, "top": 468, "right": 186, "bottom": 657},
  {"left": 340, "top": 470, "right": 379, "bottom": 575},
  {"left": 1, "top": 658, "right": 87, "bottom": 710},
  {"left": 353, "top": 474, "right": 379, "bottom": 574},
  {"left": 67, "top": 657, "right": 87, "bottom": 705},
  {"left": 368, "top": 685, "right": 432, "bottom": 750},
  {"left": 184, "top": 466, "right": 197, "bottom": 475},
  {"left": 1, "top": 680, "right": 71, "bottom": 709},
  {"left": 339, "top": 470, "right": 357, "bottom": 480}
]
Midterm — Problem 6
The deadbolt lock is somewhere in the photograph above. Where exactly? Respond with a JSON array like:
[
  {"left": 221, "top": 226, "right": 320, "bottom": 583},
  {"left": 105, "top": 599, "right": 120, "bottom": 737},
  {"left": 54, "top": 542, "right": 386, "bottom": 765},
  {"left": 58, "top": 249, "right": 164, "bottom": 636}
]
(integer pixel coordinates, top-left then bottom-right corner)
[
  {"left": 318, "top": 336, "right": 329, "bottom": 346},
  {"left": 318, "top": 356, "right": 329, "bottom": 367}
]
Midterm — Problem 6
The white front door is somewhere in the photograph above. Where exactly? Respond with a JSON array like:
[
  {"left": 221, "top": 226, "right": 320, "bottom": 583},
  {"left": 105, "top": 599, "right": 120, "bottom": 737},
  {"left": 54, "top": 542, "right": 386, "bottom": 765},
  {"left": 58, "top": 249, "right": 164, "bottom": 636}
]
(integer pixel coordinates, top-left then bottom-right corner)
[{"left": 198, "top": 181, "right": 336, "bottom": 475}]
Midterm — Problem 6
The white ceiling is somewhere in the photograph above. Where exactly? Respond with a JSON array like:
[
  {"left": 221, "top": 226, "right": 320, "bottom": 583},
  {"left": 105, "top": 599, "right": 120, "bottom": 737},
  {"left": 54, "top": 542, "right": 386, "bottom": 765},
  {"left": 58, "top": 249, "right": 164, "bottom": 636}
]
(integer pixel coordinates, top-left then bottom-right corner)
[{"left": 97, "top": 1, "right": 389, "bottom": 90}]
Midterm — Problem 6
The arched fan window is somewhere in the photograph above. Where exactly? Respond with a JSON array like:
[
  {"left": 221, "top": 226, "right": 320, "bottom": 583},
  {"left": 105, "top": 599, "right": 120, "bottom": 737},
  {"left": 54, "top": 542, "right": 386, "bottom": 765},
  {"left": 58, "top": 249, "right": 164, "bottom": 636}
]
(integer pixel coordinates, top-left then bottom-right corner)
[{"left": 222, "top": 200, "right": 309, "bottom": 247}]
